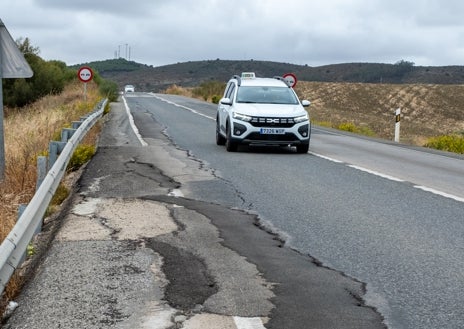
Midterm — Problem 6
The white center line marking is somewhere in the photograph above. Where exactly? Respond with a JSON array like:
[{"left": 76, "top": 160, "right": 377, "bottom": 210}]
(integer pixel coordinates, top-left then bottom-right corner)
[{"left": 150, "top": 93, "right": 215, "bottom": 121}]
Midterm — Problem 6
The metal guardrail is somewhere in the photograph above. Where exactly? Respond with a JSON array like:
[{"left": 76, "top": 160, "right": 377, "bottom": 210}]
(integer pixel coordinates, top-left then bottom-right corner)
[{"left": 0, "top": 99, "right": 107, "bottom": 295}]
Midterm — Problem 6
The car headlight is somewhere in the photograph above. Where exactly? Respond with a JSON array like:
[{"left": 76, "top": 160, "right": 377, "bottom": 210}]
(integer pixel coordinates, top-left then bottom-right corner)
[
  {"left": 233, "top": 112, "right": 252, "bottom": 122},
  {"left": 294, "top": 113, "right": 309, "bottom": 123}
]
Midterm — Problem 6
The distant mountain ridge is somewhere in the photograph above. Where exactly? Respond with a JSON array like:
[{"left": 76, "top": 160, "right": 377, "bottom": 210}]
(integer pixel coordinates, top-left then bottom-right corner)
[{"left": 72, "top": 58, "right": 464, "bottom": 92}]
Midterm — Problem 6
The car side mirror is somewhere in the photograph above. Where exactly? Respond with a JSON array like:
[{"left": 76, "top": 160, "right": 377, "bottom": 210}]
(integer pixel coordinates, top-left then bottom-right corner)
[
  {"left": 220, "top": 97, "right": 233, "bottom": 106},
  {"left": 301, "top": 100, "right": 311, "bottom": 107}
]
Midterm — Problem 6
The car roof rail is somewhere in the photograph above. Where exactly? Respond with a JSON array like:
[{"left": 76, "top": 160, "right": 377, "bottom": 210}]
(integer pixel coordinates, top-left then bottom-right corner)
[
  {"left": 232, "top": 74, "right": 242, "bottom": 86},
  {"left": 273, "top": 76, "right": 291, "bottom": 87}
]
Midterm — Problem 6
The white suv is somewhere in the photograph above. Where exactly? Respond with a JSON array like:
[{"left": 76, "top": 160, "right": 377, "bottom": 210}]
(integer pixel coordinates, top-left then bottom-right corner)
[
  {"left": 124, "top": 84, "right": 135, "bottom": 93},
  {"left": 216, "top": 73, "right": 311, "bottom": 153}
]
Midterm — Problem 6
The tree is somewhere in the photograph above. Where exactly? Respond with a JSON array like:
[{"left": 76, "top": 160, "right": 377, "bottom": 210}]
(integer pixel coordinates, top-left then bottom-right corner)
[
  {"left": 3, "top": 39, "right": 72, "bottom": 107},
  {"left": 16, "top": 37, "right": 39, "bottom": 56}
]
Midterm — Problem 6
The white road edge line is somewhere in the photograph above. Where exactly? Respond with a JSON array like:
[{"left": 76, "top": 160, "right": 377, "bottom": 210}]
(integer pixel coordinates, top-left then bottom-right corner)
[
  {"left": 149, "top": 93, "right": 215, "bottom": 121},
  {"left": 233, "top": 316, "right": 266, "bottom": 329},
  {"left": 122, "top": 96, "right": 148, "bottom": 146},
  {"left": 414, "top": 185, "right": 464, "bottom": 203},
  {"left": 348, "top": 165, "right": 405, "bottom": 182}
]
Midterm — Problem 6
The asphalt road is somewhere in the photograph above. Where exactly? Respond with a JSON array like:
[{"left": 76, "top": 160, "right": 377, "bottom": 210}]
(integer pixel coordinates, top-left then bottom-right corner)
[
  {"left": 4, "top": 96, "right": 386, "bottom": 329},
  {"left": 126, "top": 93, "right": 464, "bottom": 329}
]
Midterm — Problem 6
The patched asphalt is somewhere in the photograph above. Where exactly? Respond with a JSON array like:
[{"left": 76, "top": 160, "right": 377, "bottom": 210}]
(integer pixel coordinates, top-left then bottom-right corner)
[{"left": 3, "top": 100, "right": 385, "bottom": 329}]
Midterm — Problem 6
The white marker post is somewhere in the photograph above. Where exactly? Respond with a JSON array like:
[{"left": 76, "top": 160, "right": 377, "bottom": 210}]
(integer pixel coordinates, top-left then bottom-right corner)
[{"left": 394, "top": 108, "right": 401, "bottom": 143}]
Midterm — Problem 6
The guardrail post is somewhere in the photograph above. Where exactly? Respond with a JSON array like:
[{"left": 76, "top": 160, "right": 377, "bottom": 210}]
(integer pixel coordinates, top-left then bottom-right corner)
[
  {"left": 61, "top": 128, "right": 76, "bottom": 143},
  {"left": 48, "top": 141, "right": 66, "bottom": 171},
  {"left": 36, "top": 156, "right": 47, "bottom": 190},
  {"left": 17, "top": 205, "right": 28, "bottom": 264},
  {"left": 72, "top": 121, "right": 82, "bottom": 129}
]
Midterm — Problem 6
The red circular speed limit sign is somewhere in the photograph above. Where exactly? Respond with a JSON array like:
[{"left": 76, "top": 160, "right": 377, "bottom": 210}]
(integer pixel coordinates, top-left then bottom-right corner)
[
  {"left": 77, "top": 66, "right": 93, "bottom": 83},
  {"left": 283, "top": 73, "right": 297, "bottom": 88}
]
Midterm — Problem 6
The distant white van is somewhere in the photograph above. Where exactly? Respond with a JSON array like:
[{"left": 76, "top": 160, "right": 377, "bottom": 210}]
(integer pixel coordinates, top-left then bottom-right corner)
[{"left": 124, "top": 84, "right": 135, "bottom": 93}]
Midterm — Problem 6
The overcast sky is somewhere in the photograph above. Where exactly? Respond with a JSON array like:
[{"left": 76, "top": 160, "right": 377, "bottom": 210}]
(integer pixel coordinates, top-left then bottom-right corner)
[{"left": 2, "top": 0, "right": 464, "bottom": 68}]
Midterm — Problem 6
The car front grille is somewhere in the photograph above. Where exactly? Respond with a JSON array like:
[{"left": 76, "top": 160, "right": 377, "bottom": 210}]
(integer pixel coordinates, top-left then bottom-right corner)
[
  {"left": 249, "top": 116, "right": 296, "bottom": 127},
  {"left": 246, "top": 132, "right": 300, "bottom": 142}
]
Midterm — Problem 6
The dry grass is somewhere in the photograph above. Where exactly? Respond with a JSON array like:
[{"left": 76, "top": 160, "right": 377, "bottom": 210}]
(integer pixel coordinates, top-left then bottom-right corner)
[
  {"left": 295, "top": 82, "right": 464, "bottom": 144},
  {"left": 0, "top": 81, "right": 101, "bottom": 261},
  {"left": 164, "top": 84, "right": 194, "bottom": 97}
]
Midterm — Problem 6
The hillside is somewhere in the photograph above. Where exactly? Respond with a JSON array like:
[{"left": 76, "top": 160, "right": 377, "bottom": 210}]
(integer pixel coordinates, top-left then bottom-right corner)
[
  {"left": 74, "top": 59, "right": 464, "bottom": 146},
  {"left": 295, "top": 82, "right": 464, "bottom": 145},
  {"left": 75, "top": 58, "right": 464, "bottom": 92}
]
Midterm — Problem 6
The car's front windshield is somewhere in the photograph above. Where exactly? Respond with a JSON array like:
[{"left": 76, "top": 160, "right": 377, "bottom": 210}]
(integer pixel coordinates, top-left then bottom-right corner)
[{"left": 236, "top": 86, "right": 299, "bottom": 105}]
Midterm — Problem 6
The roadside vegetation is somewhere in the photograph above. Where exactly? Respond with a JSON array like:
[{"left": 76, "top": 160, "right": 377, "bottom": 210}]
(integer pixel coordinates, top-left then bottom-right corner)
[
  {"left": 0, "top": 39, "right": 117, "bottom": 303},
  {"left": 164, "top": 81, "right": 464, "bottom": 154},
  {"left": 0, "top": 82, "right": 101, "bottom": 241},
  {"left": 191, "top": 80, "right": 225, "bottom": 103},
  {"left": 424, "top": 134, "right": 464, "bottom": 154},
  {"left": 166, "top": 80, "right": 225, "bottom": 103},
  {"left": 0, "top": 80, "right": 103, "bottom": 301}
]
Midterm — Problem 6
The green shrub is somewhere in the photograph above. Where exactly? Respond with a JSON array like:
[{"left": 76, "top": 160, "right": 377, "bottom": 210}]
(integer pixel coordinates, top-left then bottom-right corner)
[
  {"left": 103, "top": 101, "right": 111, "bottom": 115},
  {"left": 337, "top": 122, "right": 357, "bottom": 132},
  {"left": 337, "top": 122, "right": 376, "bottom": 136},
  {"left": 424, "top": 135, "right": 464, "bottom": 154},
  {"left": 212, "top": 95, "right": 221, "bottom": 104},
  {"left": 50, "top": 183, "right": 69, "bottom": 206},
  {"left": 27, "top": 244, "right": 36, "bottom": 257},
  {"left": 98, "top": 79, "right": 119, "bottom": 102},
  {"left": 3, "top": 38, "right": 73, "bottom": 107},
  {"left": 45, "top": 182, "right": 70, "bottom": 217},
  {"left": 67, "top": 144, "right": 95, "bottom": 171}
]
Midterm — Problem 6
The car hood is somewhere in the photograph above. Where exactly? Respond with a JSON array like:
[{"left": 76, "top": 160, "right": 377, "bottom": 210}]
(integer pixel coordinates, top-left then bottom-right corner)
[{"left": 233, "top": 103, "right": 306, "bottom": 117}]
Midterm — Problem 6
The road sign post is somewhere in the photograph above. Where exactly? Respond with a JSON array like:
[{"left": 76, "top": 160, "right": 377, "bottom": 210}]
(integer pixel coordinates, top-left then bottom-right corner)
[
  {"left": 0, "top": 19, "right": 33, "bottom": 180},
  {"left": 77, "top": 66, "right": 93, "bottom": 101}
]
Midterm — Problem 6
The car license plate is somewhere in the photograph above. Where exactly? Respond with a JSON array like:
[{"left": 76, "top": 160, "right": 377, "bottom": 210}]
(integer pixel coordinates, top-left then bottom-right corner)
[{"left": 260, "top": 128, "right": 285, "bottom": 135}]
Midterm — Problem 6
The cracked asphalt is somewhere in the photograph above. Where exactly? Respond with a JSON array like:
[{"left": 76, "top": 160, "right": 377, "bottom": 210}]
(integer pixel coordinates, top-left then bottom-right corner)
[{"left": 3, "top": 100, "right": 385, "bottom": 329}]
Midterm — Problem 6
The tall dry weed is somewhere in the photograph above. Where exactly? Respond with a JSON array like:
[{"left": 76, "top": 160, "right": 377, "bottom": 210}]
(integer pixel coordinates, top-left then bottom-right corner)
[{"left": 0, "top": 81, "right": 101, "bottom": 243}]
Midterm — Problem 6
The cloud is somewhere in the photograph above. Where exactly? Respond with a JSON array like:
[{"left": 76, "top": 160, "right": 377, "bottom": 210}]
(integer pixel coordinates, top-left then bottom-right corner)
[{"left": 2, "top": 0, "right": 464, "bottom": 67}]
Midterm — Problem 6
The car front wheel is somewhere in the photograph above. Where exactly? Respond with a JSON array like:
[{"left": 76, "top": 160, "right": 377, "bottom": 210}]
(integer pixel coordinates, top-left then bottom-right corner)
[
  {"left": 225, "top": 123, "right": 238, "bottom": 152},
  {"left": 216, "top": 119, "right": 226, "bottom": 145},
  {"left": 296, "top": 143, "right": 309, "bottom": 154}
]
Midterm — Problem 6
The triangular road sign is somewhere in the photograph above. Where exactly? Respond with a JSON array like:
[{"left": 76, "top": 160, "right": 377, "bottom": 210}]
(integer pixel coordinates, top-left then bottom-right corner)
[{"left": 0, "top": 19, "right": 33, "bottom": 78}]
